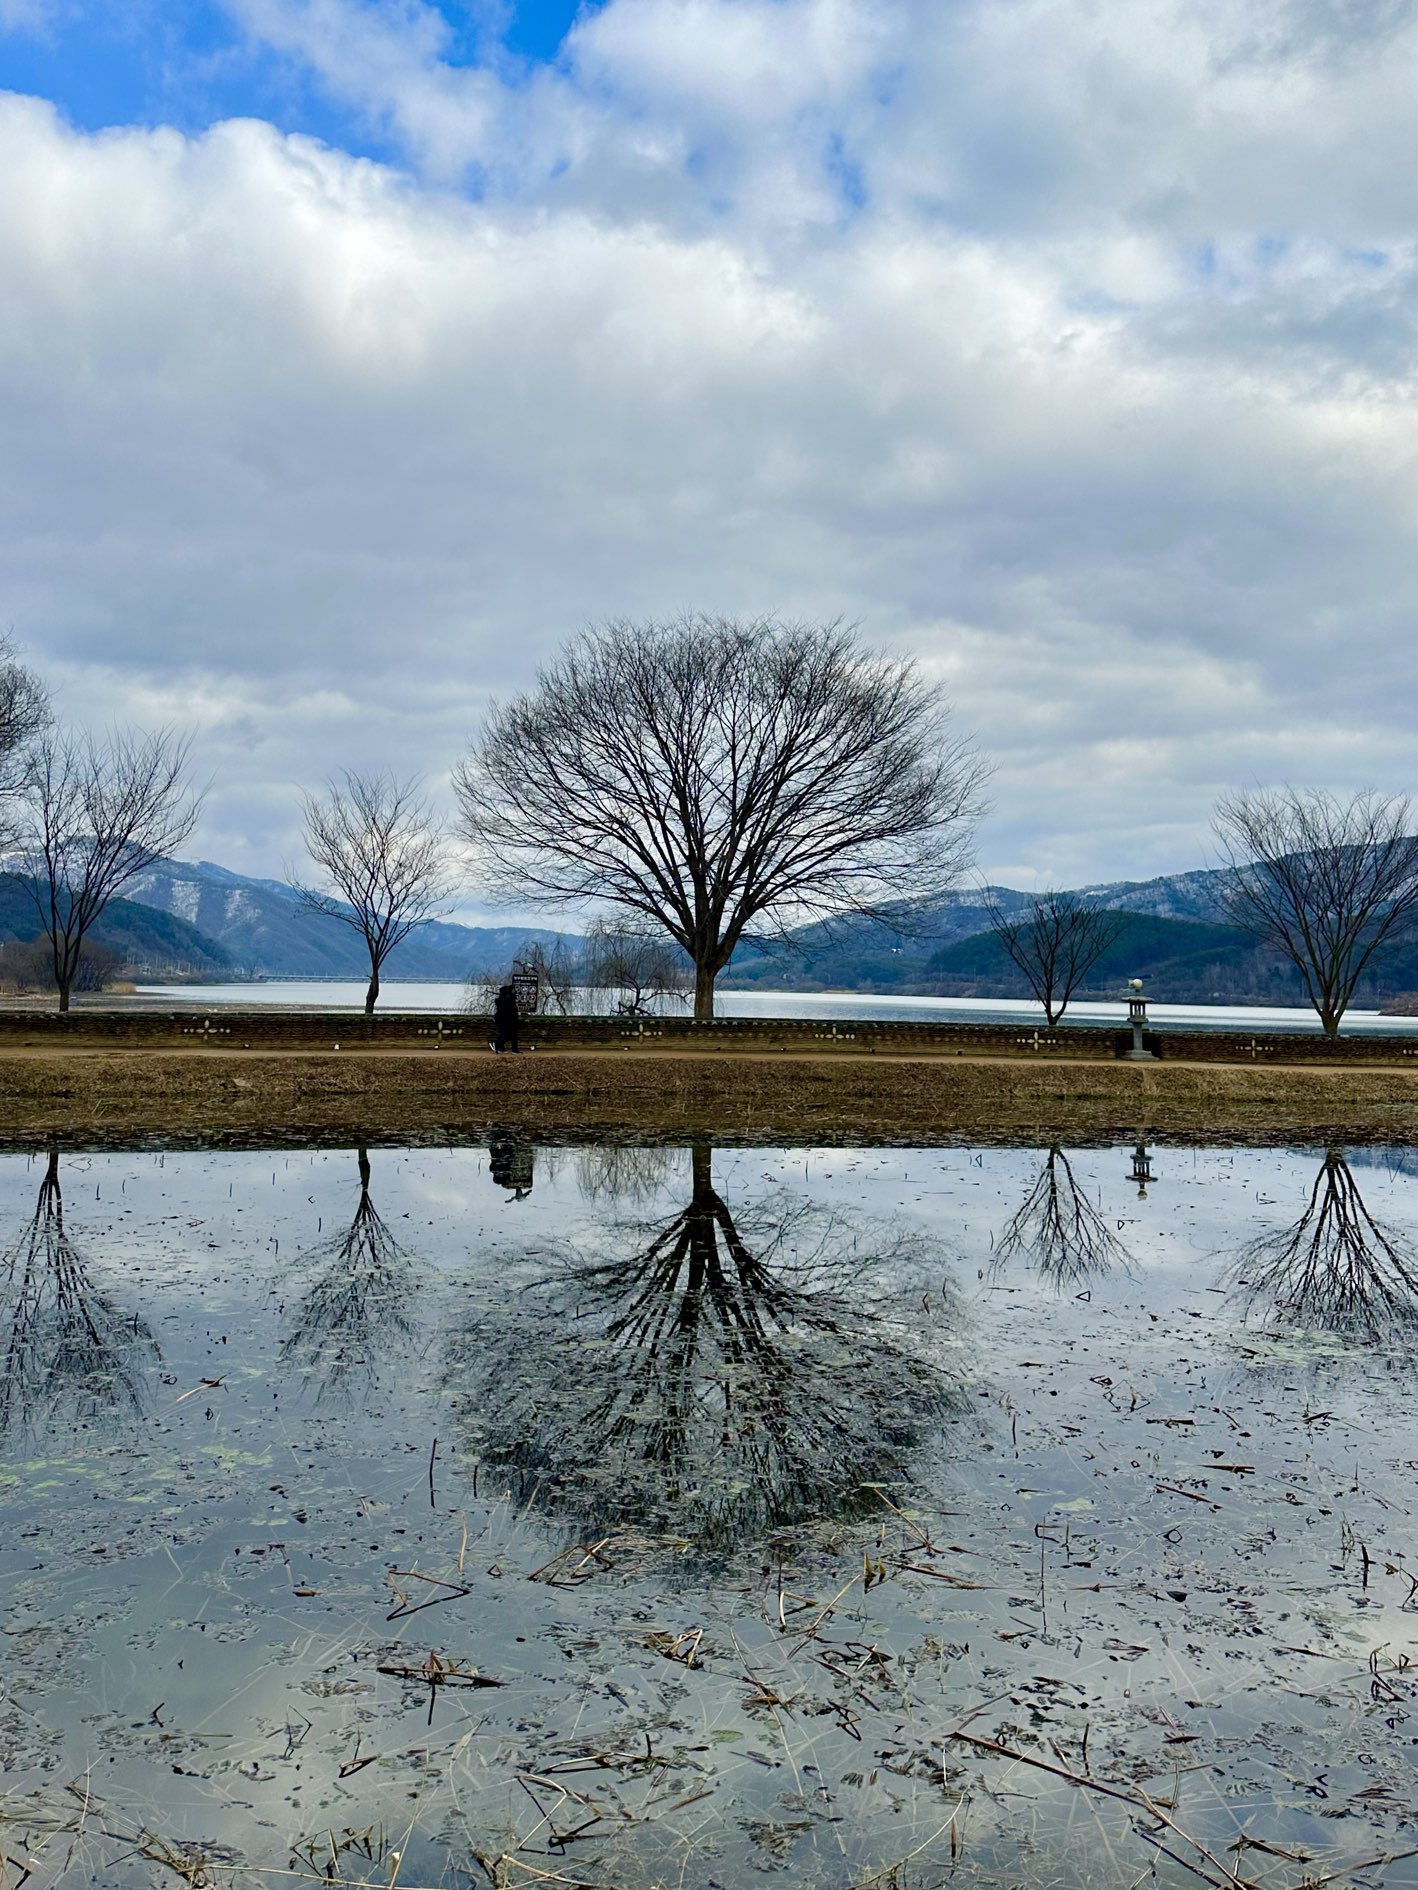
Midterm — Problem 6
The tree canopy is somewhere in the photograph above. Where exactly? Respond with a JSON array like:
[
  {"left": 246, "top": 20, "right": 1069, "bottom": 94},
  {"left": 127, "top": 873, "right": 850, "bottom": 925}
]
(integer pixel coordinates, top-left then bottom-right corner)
[{"left": 454, "top": 615, "right": 986, "bottom": 1018}]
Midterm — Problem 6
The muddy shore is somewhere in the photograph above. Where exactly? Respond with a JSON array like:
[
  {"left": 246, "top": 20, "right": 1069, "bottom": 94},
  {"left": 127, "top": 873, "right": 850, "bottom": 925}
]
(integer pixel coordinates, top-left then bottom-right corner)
[{"left": 1, "top": 1041, "right": 1416, "bottom": 1143}]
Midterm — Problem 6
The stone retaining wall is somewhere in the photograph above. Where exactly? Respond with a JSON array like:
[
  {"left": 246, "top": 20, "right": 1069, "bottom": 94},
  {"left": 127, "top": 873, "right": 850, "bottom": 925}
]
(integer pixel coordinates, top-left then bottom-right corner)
[{"left": 1, "top": 1006, "right": 1417, "bottom": 1062}]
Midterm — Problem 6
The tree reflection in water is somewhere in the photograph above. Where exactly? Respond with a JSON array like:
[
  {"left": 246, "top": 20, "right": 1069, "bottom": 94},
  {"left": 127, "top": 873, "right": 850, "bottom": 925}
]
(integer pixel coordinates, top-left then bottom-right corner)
[
  {"left": 573, "top": 1142, "right": 678, "bottom": 1206},
  {"left": 0, "top": 1145, "right": 158, "bottom": 1442},
  {"left": 1230, "top": 1147, "right": 1418, "bottom": 1342},
  {"left": 992, "top": 1146, "right": 1132, "bottom": 1290},
  {"left": 448, "top": 1143, "right": 965, "bottom": 1552},
  {"left": 281, "top": 1144, "right": 417, "bottom": 1399}
]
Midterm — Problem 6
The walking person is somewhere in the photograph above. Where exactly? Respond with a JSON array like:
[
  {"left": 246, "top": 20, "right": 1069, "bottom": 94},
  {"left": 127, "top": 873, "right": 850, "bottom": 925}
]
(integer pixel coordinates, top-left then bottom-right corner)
[{"left": 492, "top": 981, "right": 520, "bottom": 1054}]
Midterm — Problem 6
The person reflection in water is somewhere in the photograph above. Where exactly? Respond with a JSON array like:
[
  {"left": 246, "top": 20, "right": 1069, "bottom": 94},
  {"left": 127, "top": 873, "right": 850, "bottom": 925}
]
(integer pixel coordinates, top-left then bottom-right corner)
[
  {"left": 0, "top": 1143, "right": 158, "bottom": 1444},
  {"left": 488, "top": 1128, "right": 535, "bottom": 1201},
  {"left": 1229, "top": 1147, "right": 1418, "bottom": 1343},
  {"left": 447, "top": 1141, "right": 965, "bottom": 1553},
  {"left": 280, "top": 1143, "right": 417, "bottom": 1401}
]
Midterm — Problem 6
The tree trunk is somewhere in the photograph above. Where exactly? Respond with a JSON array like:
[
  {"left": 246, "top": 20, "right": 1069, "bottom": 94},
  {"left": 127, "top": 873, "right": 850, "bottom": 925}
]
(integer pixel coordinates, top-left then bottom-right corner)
[
  {"left": 693, "top": 959, "right": 716, "bottom": 1022},
  {"left": 690, "top": 1140, "right": 714, "bottom": 1198},
  {"left": 365, "top": 966, "right": 380, "bottom": 1015},
  {"left": 57, "top": 979, "right": 71, "bottom": 1014}
]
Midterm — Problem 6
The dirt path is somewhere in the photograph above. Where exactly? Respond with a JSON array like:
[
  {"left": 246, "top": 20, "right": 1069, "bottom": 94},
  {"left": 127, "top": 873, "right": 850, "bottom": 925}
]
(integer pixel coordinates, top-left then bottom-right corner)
[{"left": 0, "top": 1041, "right": 1415, "bottom": 1143}]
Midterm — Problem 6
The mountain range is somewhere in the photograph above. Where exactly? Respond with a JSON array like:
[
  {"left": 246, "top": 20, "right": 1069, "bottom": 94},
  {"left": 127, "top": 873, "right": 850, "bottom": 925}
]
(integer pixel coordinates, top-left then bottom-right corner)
[
  {"left": 119, "top": 859, "right": 571, "bottom": 981},
  {"left": 722, "top": 870, "right": 1418, "bottom": 1003},
  {"left": 1, "top": 854, "right": 1415, "bottom": 1005}
]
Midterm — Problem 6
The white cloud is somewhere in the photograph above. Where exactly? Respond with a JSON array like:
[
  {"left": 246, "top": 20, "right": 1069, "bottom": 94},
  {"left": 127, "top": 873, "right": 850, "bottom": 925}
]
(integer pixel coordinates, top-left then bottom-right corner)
[
  {"left": 0, "top": 0, "right": 56, "bottom": 29},
  {"left": 4, "top": 0, "right": 1418, "bottom": 893}
]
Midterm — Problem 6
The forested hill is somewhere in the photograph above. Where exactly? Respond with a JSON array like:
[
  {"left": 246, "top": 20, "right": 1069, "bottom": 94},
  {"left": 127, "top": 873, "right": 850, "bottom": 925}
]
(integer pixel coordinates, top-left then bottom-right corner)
[
  {"left": 123, "top": 858, "right": 573, "bottom": 980},
  {"left": 722, "top": 877, "right": 1418, "bottom": 1004},
  {"left": 0, "top": 874, "right": 231, "bottom": 975}
]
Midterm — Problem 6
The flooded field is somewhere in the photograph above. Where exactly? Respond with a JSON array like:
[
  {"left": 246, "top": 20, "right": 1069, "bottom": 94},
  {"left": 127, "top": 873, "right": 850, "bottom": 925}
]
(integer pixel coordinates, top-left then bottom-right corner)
[{"left": 3, "top": 1133, "right": 1418, "bottom": 1889}]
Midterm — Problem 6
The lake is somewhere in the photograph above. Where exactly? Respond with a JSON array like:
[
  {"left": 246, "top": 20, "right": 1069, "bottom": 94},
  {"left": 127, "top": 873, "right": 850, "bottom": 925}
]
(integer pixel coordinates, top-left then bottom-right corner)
[
  {"left": 4, "top": 1132, "right": 1418, "bottom": 1888},
  {"left": 131, "top": 979, "right": 1418, "bottom": 1035}
]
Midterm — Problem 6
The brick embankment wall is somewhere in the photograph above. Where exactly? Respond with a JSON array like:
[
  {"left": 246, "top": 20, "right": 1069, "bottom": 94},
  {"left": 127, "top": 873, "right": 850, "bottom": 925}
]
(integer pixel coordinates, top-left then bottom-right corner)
[{"left": 3, "top": 1007, "right": 1418, "bottom": 1062}]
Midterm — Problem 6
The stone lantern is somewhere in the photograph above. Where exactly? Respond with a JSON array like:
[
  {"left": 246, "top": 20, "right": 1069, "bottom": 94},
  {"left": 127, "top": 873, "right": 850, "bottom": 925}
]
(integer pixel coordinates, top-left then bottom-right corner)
[{"left": 1123, "top": 977, "right": 1156, "bottom": 1061}]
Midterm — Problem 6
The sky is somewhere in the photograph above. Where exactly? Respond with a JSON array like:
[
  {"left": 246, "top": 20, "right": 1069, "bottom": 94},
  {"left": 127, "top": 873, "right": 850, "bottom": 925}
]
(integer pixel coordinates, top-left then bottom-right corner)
[{"left": 2, "top": 0, "right": 1418, "bottom": 912}]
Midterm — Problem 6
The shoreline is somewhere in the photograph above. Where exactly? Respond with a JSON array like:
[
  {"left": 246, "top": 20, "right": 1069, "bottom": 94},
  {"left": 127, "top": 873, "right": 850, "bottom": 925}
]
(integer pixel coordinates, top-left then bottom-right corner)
[{"left": 2, "top": 1041, "right": 1417, "bottom": 1143}]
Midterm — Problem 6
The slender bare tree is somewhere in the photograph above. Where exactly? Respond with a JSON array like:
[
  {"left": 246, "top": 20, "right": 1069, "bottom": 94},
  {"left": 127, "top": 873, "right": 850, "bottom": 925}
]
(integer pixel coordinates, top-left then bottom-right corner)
[
  {"left": 1214, "top": 787, "right": 1418, "bottom": 1036},
  {"left": 17, "top": 727, "right": 201, "bottom": 1012},
  {"left": 453, "top": 616, "right": 987, "bottom": 1020},
  {"left": 992, "top": 1146, "right": 1133, "bottom": 1289},
  {"left": 987, "top": 891, "right": 1125, "bottom": 1025},
  {"left": 583, "top": 915, "right": 691, "bottom": 1016},
  {"left": 0, "top": 1145, "right": 158, "bottom": 1442},
  {"left": 280, "top": 1145, "right": 417, "bottom": 1401},
  {"left": 1228, "top": 1148, "right": 1418, "bottom": 1342},
  {"left": 0, "top": 634, "right": 49, "bottom": 804},
  {"left": 296, "top": 771, "right": 452, "bottom": 1015}
]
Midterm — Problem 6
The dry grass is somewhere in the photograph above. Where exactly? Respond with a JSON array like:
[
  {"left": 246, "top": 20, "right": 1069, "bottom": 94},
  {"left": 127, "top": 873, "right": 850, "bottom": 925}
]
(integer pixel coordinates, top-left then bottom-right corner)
[{"left": 0, "top": 1044, "right": 1414, "bottom": 1142}]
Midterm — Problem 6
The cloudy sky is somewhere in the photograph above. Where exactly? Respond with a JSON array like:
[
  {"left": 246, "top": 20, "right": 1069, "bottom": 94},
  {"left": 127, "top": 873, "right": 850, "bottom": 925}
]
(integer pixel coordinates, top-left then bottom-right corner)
[{"left": 1, "top": 0, "right": 1416, "bottom": 908}]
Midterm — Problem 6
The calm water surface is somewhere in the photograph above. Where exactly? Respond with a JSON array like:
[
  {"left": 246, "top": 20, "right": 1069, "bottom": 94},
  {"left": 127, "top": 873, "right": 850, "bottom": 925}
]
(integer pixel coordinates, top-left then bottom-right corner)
[{"left": 4, "top": 1136, "right": 1418, "bottom": 1887}]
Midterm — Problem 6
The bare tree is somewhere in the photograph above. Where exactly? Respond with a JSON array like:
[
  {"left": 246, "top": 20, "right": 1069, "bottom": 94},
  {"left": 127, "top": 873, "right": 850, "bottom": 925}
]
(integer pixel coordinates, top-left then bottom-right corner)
[
  {"left": 0, "top": 634, "right": 49, "bottom": 802},
  {"left": 463, "top": 937, "right": 580, "bottom": 1019},
  {"left": 1228, "top": 1148, "right": 1418, "bottom": 1342},
  {"left": 445, "top": 1143, "right": 965, "bottom": 1551},
  {"left": 987, "top": 891, "right": 1125, "bottom": 1025},
  {"left": 454, "top": 616, "right": 986, "bottom": 1020},
  {"left": 0, "top": 1145, "right": 158, "bottom": 1442},
  {"left": 574, "top": 1143, "right": 679, "bottom": 1204},
  {"left": 296, "top": 771, "right": 452, "bottom": 1015},
  {"left": 583, "top": 916, "right": 691, "bottom": 1016},
  {"left": 992, "top": 1146, "right": 1133, "bottom": 1289},
  {"left": 16, "top": 727, "right": 201, "bottom": 1012},
  {"left": 280, "top": 1145, "right": 417, "bottom": 1401},
  {"left": 1214, "top": 787, "right": 1418, "bottom": 1036}
]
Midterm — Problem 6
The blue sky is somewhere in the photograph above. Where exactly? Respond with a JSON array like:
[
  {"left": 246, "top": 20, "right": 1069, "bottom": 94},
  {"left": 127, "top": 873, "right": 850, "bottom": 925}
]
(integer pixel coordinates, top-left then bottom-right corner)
[
  {"left": 1, "top": 0, "right": 1418, "bottom": 896},
  {"left": 0, "top": 1, "right": 590, "bottom": 159}
]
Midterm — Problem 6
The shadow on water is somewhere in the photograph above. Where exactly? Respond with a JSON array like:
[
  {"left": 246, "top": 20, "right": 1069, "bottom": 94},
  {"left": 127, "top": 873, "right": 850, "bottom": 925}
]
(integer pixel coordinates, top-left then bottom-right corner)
[
  {"left": 0, "top": 1143, "right": 159, "bottom": 1444},
  {"left": 991, "top": 1144, "right": 1135, "bottom": 1291},
  {"left": 447, "top": 1141, "right": 967, "bottom": 1555},
  {"left": 1229, "top": 1146, "right": 1418, "bottom": 1343},
  {"left": 279, "top": 1142, "right": 418, "bottom": 1400}
]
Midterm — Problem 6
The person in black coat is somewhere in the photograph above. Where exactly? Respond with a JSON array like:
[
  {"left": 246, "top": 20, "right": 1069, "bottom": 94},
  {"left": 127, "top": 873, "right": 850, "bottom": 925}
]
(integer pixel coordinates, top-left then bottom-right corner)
[{"left": 492, "top": 983, "right": 520, "bottom": 1053}]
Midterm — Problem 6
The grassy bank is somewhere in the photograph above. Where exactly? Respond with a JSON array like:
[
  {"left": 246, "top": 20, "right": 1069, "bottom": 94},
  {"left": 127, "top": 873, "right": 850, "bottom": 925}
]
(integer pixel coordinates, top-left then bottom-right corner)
[{"left": 2, "top": 1042, "right": 1417, "bottom": 1143}]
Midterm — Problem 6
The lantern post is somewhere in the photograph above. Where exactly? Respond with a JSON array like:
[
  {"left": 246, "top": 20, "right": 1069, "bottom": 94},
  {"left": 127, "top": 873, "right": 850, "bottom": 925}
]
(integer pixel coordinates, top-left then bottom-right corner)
[{"left": 1123, "top": 976, "right": 1156, "bottom": 1061}]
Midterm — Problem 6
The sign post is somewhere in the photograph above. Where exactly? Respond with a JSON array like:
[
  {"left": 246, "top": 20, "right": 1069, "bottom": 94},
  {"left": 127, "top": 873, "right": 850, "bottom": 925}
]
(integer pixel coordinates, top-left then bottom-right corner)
[{"left": 511, "top": 959, "right": 540, "bottom": 1017}]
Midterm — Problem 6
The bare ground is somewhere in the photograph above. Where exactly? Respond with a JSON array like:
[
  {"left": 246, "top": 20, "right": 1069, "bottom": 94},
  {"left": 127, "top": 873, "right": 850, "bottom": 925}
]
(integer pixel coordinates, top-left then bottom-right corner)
[{"left": 0, "top": 1041, "right": 1416, "bottom": 1144}]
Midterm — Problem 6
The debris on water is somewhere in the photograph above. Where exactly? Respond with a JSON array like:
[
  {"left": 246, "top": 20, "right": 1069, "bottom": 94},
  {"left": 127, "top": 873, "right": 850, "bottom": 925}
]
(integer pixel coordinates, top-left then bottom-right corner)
[{"left": 3, "top": 1135, "right": 1418, "bottom": 1888}]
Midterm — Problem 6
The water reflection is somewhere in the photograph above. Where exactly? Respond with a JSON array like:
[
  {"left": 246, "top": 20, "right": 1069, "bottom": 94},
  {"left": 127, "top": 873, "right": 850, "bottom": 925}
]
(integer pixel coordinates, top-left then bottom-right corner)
[
  {"left": 0, "top": 1145, "right": 158, "bottom": 1443},
  {"left": 993, "top": 1146, "right": 1133, "bottom": 1290},
  {"left": 448, "top": 1142, "right": 964, "bottom": 1551},
  {"left": 280, "top": 1143, "right": 417, "bottom": 1399},
  {"left": 573, "top": 1142, "right": 678, "bottom": 1204},
  {"left": 1230, "top": 1147, "right": 1418, "bottom": 1342},
  {"left": 488, "top": 1127, "right": 536, "bottom": 1201}
]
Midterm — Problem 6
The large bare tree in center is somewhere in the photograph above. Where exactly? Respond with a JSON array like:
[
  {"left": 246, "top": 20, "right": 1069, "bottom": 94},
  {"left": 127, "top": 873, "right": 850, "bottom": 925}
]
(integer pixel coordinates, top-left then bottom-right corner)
[
  {"left": 1214, "top": 787, "right": 1418, "bottom": 1037},
  {"left": 454, "top": 616, "right": 986, "bottom": 1019}
]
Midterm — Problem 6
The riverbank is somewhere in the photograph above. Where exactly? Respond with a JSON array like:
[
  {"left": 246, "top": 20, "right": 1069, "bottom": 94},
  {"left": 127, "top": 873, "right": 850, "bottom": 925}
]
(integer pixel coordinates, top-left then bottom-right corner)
[{"left": 2, "top": 1041, "right": 1418, "bottom": 1142}]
